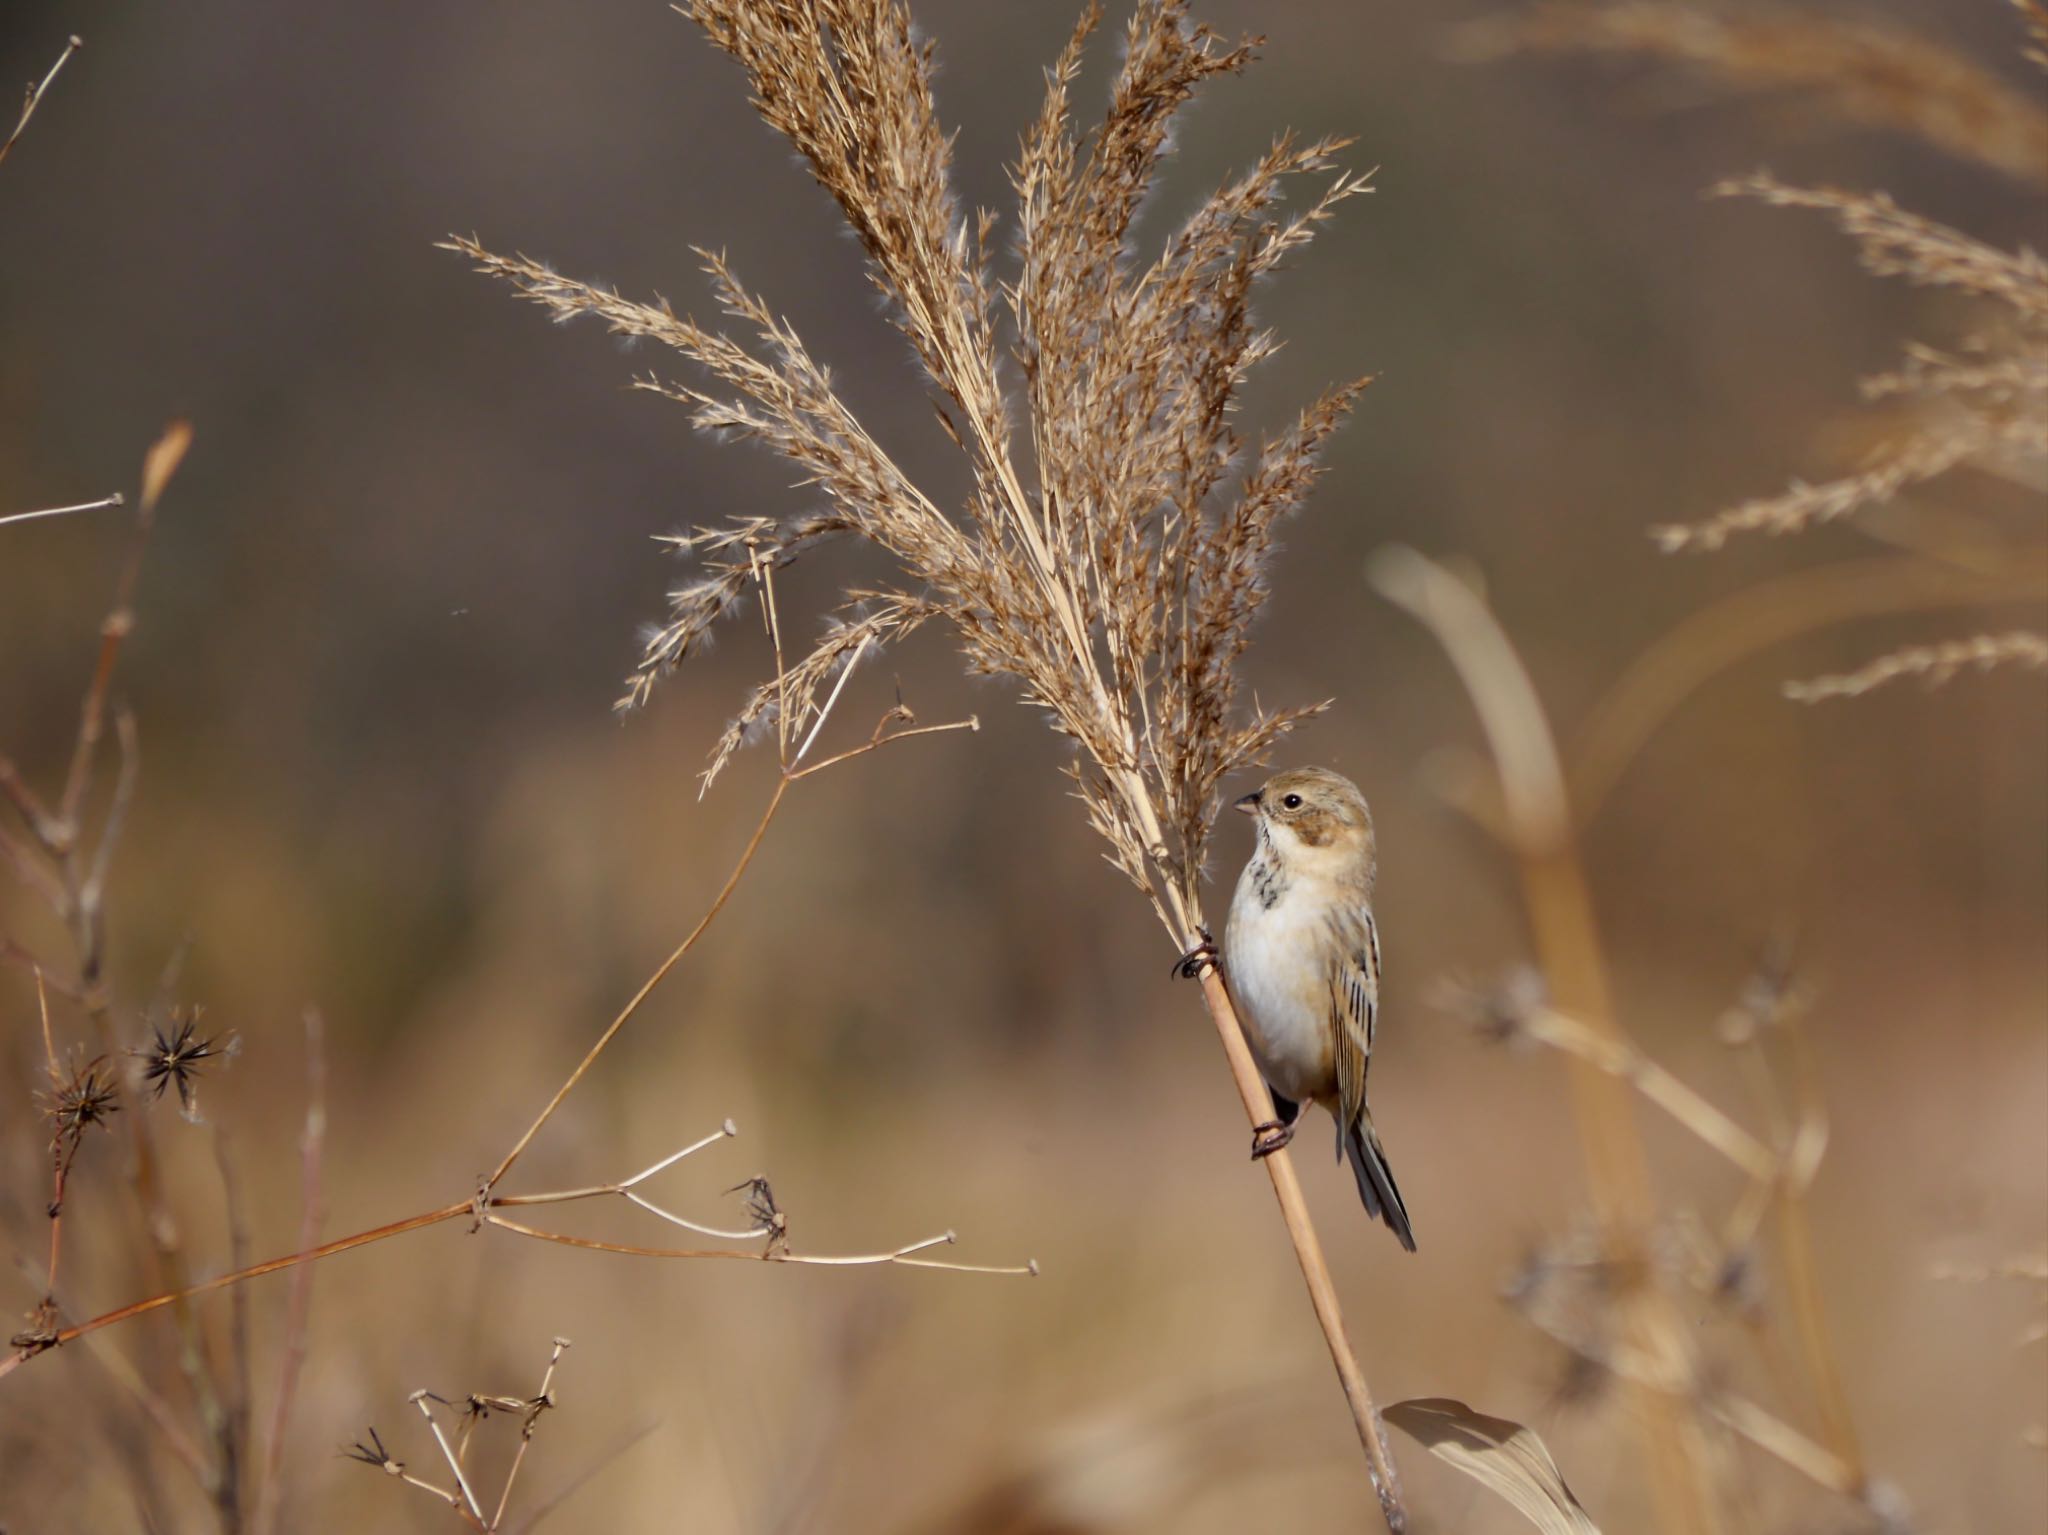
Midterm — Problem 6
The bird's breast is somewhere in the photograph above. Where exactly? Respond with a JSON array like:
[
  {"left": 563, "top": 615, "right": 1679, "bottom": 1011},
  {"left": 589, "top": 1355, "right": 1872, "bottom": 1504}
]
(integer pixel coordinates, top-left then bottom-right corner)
[{"left": 1224, "top": 869, "right": 1336, "bottom": 1102}]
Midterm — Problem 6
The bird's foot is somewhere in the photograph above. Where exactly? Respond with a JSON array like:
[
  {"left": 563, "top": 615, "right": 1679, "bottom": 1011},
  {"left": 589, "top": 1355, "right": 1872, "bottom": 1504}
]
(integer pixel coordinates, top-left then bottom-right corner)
[
  {"left": 1172, "top": 928, "right": 1218, "bottom": 980},
  {"left": 1249, "top": 1118, "right": 1298, "bottom": 1159}
]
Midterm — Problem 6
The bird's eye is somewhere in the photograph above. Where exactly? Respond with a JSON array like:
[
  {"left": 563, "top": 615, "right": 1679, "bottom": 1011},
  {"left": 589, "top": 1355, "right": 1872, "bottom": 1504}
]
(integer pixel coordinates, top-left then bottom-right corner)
[{"left": 1281, "top": 793, "right": 1303, "bottom": 810}]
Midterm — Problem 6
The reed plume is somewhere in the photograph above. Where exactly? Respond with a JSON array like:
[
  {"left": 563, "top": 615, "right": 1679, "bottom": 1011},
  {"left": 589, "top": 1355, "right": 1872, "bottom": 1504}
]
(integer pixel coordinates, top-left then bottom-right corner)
[{"left": 447, "top": 1, "right": 1369, "bottom": 935}]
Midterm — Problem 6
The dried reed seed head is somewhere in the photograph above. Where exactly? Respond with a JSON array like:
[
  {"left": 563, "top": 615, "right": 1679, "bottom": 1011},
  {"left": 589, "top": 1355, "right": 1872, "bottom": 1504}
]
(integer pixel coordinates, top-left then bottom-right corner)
[{"left": 454, "top": 0, "right": 1372, "bottom": 932}]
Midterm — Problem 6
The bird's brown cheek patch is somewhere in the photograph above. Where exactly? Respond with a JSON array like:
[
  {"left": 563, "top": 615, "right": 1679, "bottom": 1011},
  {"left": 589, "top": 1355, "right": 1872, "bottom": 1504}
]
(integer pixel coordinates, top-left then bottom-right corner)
[{"left": 1291, "top": 810, "right": 1339, "bottom": 848}]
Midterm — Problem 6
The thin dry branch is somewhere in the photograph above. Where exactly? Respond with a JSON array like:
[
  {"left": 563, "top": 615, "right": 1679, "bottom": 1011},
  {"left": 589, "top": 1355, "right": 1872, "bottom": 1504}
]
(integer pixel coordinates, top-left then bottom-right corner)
[
  {"left": 252, "top": 1009, "right": 328, "bottom": 1535},
  {"left": 2, "top": 1120, "right": 1030, "bottom": 1388},
  {"left": 0, "top": 34, "right": 82, "bottom": 171},
  {"left": 0, "top": 492, "right": 125, "bottom": 530}
]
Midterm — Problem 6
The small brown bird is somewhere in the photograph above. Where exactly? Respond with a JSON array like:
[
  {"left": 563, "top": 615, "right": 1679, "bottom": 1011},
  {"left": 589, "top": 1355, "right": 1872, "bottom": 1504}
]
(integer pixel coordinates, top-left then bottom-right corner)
[{"left": 1220, "top": 767, "right": 1414, "bottom": 1251}]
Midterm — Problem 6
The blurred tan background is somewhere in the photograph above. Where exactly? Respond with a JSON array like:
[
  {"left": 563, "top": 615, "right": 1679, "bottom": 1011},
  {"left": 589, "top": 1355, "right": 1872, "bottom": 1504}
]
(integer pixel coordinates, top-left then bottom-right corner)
[{"left": 2, "top": 1, "right": 2042, "bottom": 1530}]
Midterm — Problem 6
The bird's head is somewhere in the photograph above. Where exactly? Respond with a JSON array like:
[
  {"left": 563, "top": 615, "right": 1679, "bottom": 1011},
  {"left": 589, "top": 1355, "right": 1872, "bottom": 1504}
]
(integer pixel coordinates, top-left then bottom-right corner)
[{"left": 1235, "top": 766, "right": 1375, "bottom": 880}]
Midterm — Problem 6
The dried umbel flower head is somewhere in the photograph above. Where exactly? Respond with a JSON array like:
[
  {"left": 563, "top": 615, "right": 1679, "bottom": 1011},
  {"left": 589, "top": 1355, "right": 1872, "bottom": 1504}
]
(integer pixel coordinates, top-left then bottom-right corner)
[
  {"left": 131, "top": 1005, "right": 234, "bottom": 1115},
  {"left": 448, "top": 0, "right": 1373, "bottom": 941},
  {"left": 41, "top": 1053, "right": 120, "bottom": 1152}
]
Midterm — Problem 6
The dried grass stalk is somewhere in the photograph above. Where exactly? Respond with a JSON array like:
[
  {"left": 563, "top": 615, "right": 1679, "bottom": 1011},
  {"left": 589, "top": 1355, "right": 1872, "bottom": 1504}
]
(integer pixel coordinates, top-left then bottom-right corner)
[{"left": 450, "top": 0, "right": 1408, "bottom": 1519}]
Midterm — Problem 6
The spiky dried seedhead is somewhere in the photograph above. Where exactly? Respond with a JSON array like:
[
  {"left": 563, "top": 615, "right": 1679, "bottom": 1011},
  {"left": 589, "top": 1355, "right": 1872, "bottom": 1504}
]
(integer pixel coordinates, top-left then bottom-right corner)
[{"left": 447, "top": 0, "right": 1373, "bottom": 939}]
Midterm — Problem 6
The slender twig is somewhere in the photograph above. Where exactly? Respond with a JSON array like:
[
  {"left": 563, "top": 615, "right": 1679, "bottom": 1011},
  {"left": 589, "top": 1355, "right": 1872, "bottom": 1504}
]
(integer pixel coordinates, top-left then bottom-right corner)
[
  {"left": 784, "top": 716, "right": 979, "bottom": 780},
  {"left": 211, "top": 1127, "right": 255, "bottom": 1531},
  {"left": 0, "top": 1201, "right": 473, "bottom": 1375},
  {"left": 480, "top": 1214, "right": 1036, "bottom": 1274},
  {"left": 485, "top": 774, "right": 788, "bottom": 1193},
  {"left": 2, "top": 1121, "right": 1032, "bottom": 1382},
  {"left": 36, "top": 970, "right": 68, "bottom": 1303},
  {"left": 790, "top": 632, "right": 869, "bottom": 768},
  {"left": 79, "top": 706, "right": 139, "bottom": 931},
  {"left": 0, "top": 34, "right": 82, "bottom": 171},
  {"left": 60, "top": 422, "right": 188, "bottom": 834},
  {"left": 253, "top": 1010, "right": 328, "bottom": 1535},
  {"left": 415, "top": 1392, "right": 488, "bottom": 1525},
  {"left": 486, "top": 566, "right": 971, "bottom": 1194},
  {"left": 489, "top": 1337, "right": 569, "bottom": 1530},
  {"left": 0, "top": 493, "right": 123, "bottom": 529}
]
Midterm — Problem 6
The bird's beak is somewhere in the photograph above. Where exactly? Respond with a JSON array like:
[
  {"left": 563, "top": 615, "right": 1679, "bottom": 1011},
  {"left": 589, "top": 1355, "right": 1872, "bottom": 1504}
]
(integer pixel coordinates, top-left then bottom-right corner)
[{"left": 1233, "top": 791, "right": 1262, "bottom": 817}]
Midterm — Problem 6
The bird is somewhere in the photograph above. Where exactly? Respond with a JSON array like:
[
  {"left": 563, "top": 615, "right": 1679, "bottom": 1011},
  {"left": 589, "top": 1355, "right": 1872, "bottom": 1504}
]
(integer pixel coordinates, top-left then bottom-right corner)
[{"left": 1210, "top": 766, "right": 1415, "bottom": 1252}]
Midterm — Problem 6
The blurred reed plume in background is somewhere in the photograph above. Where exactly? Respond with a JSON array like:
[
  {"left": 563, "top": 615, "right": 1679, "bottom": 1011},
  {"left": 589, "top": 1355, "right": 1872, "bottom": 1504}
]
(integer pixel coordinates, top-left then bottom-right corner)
[{"left": 1466, "top": 0, "right": 2047, "bottom": 709}]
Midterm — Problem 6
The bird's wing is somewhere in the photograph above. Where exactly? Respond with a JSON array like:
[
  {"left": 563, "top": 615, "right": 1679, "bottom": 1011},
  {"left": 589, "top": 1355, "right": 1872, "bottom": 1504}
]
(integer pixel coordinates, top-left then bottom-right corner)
[{"left": 1325, "top": 904, "right": 1380, "bottom": 1133}]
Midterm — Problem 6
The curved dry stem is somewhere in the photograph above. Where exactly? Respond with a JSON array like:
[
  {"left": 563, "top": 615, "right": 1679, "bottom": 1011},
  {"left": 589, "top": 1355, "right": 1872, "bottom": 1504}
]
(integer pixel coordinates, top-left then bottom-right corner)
[
  {"left": 482, "top": 1214, "right": 1035, "bottom": 1276},
  {"left": 485, "top": 774, "right": 788, "bottom": 1192}
]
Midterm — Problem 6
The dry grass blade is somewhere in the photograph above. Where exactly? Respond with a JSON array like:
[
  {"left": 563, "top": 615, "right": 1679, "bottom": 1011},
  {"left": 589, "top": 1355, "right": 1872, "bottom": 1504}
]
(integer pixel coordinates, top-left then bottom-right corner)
[{"left": 1385, "top": 1398, "right": 1602, "bottom": 1535}]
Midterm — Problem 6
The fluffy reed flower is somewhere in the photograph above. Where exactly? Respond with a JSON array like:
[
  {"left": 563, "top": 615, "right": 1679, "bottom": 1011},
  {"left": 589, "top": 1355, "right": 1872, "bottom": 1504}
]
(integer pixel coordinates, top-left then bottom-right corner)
[{"left": 447, "top": 0, "right": 1371, "bottom": 936}]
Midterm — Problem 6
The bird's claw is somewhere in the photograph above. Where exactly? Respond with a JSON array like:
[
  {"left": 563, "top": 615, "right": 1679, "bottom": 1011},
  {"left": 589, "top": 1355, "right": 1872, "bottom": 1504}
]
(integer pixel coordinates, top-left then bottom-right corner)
[
  {"left": 1173, "top": 928, "right": 1218, "bottom": 980},
  {"left": 1250, "top": 1118, "right": 1297, "bottom": 1159}
]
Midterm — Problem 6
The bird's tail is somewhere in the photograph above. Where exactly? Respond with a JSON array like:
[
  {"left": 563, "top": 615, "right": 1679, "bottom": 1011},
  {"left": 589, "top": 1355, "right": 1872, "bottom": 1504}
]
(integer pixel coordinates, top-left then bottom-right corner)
[{"left": 1342, "top": 1113, "right": 1416, "bottom": 1252}]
